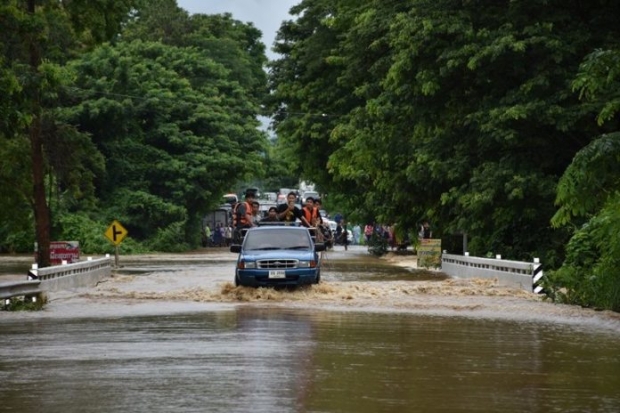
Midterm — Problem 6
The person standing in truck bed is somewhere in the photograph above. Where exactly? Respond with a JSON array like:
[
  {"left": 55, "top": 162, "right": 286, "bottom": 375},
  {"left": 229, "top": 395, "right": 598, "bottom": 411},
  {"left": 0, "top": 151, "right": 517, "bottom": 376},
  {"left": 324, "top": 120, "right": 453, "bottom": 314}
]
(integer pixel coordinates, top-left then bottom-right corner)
[{"left": 276, "top": 191, "right": 310, "bottom": 227}]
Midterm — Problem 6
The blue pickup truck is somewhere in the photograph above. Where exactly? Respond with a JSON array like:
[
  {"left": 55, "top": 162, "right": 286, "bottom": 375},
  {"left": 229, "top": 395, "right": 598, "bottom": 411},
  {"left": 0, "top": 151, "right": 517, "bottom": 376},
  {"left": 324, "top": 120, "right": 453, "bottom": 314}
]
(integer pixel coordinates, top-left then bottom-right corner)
[{"left": 230, "top": 225, "right": 325, "bottom": 287}]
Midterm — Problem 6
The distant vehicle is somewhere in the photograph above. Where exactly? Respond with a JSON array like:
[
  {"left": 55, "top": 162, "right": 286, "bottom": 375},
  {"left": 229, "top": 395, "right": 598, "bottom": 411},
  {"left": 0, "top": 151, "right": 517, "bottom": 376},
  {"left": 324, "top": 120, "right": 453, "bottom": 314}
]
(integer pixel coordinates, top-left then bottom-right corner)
[
  {"left": 277, "top": 188, "right": 301, "bottom": 204},
  {"left": 302, "top": 190, "right": 320, "bottom": 203},
  {"left": 277, "top": 188, "right": 290, "bottom": 204},
  {"left": 245, "top": 187, "right": 260, "bottom": 198},
  {"left": 258, "top": 201, "right": 278, "bottom": 218},
  {"left": 202, "top": 207, "right": 232, "bottom": 247},
  {"left": 222, "top": 193, "right": 238, "bottom": 205},
  {"left": 203, "top": 208, "right": 231, "bottom": 231},
  {"left": 263, "top": 192, "right": 277, "bottom": 202},
  {"left": 230, "top": 225, "right": 325, "bottom": 287}
]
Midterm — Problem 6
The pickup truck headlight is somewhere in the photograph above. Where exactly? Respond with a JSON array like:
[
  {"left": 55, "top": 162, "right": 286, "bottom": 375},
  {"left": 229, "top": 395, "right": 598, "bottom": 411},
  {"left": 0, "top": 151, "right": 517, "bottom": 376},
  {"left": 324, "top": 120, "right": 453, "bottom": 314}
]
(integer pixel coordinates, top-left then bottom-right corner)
[
  {"left": 239, "top": 260, "right": 256, "bottom": 269},
  {"left": 298, "top": 260, "right": 317, "bottom": 268}
]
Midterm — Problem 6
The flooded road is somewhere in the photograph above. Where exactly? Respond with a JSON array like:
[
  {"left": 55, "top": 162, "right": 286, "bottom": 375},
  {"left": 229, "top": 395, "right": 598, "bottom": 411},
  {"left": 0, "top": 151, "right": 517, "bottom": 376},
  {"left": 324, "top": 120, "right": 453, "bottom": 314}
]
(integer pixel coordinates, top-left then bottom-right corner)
[{"left": 1, "top": 247, "right": 619, "bottom": 412}]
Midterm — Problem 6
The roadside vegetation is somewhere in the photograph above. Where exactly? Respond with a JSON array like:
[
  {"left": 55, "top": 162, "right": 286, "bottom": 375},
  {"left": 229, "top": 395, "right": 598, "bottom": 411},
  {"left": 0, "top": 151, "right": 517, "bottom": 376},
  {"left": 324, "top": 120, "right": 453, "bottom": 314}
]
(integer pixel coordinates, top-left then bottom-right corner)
[
  {"left": 1, "top": 1, "right": 619, "bottom": 311},
  {"left": 2, "top": 295, "right": 47, "bottom": 312}
]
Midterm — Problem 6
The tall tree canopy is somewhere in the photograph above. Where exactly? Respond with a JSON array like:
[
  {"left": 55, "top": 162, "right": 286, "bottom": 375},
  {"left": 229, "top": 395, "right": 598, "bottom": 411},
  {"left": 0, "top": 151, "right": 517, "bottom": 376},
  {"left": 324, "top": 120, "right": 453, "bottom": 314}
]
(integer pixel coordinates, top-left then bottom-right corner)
[
  {"left": 269, "top": 0, "right": 620, "bottom": 264},
  {"left": 63, "top": 39, "right": 267, "bottom": 243},
  {"left": 0, "top": 0, "right": 138, "bottom": 263},
  {"left": 1, "top": 0, "right": 270, "bottom": 256},
  {"left": 548, "top": 48, "right": 620, "bottom": 311},
  {"left": 123, "top": 0, "right": 268, "bottom": 104}
]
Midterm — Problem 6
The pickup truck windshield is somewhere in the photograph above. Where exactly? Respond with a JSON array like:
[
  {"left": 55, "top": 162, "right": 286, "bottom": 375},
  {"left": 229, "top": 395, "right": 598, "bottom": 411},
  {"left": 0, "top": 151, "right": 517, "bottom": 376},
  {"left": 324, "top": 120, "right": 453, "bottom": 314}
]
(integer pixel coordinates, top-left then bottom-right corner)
[{"left": 244, "top": 229, "right": 311, "bottom": 250}]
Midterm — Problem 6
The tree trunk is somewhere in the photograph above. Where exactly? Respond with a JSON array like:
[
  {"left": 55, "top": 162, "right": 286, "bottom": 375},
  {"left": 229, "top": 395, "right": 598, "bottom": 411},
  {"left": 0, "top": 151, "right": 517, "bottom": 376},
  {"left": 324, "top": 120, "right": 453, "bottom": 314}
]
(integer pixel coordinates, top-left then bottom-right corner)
[{"left": 28, "top": 0, "right": 51, "bottom": 268}]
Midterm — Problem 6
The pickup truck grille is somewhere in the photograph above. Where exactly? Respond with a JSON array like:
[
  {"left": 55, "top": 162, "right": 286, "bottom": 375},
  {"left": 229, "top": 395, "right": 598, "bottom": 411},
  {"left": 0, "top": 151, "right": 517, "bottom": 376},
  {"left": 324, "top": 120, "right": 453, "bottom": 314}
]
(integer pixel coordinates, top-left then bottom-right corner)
[{"left": 258, "top": 259, "right": 298, "bottom": 269}]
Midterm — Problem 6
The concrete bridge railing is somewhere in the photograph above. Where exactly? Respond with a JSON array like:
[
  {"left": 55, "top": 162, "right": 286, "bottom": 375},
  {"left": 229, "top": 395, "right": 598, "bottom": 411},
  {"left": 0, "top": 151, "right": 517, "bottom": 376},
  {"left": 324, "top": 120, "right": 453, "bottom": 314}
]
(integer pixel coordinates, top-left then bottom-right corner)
[
  {"left": 2, "top": 256, "right": 113, "bottom": 306},
  {"left": 34, "top": 257, "right": 113, "bottom": 292},
  {"left": 441, "top": 253, "right": 544, "bottom": 293}
]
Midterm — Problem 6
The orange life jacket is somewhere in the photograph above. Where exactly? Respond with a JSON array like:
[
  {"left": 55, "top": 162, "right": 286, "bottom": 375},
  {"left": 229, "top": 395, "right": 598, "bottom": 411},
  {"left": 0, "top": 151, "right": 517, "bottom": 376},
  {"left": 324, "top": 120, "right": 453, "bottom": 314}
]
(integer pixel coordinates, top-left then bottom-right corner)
[
  {"left": 302, "top": 206, "right": 318, "bottom": 226},
  {"left": 232, "top": 201, "right": 252, "bottom": 227}
]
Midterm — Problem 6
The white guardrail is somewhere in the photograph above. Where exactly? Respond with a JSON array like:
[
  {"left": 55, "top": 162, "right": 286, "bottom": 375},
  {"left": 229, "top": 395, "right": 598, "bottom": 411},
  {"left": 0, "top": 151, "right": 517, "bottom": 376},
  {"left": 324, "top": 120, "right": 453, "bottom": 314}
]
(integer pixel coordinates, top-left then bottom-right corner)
[
  {"left": 441, "top": 253, "right": 544, "bottom": 293},
  {"left": 33, "top": 256, "right": 113, "bottom": 292},
  {"left": 1, "top": 256, "right": 112, "bottom": 304}
]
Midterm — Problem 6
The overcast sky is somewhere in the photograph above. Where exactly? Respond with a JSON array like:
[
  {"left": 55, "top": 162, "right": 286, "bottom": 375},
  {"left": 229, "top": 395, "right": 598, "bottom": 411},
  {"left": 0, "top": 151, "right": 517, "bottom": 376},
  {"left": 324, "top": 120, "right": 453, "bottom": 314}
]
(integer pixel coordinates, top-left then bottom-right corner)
[{"left": 176, "top": 0, "right": 300, "bottom": 60}]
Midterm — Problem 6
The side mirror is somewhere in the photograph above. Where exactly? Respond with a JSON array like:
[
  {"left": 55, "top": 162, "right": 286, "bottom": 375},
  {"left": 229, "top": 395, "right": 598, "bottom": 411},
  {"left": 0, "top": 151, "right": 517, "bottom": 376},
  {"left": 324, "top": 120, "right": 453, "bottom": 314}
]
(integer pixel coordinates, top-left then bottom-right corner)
[{"left": 230, "top": 245, "right": 241, "bottom": 253}]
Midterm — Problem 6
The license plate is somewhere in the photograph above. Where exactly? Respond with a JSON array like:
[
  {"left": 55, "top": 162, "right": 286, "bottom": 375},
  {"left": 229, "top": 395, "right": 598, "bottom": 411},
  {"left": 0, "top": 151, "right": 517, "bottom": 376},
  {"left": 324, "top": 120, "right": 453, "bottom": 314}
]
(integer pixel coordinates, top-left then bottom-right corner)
[{"left": 268, "top": 270, "right": 286, "bottom": 279}]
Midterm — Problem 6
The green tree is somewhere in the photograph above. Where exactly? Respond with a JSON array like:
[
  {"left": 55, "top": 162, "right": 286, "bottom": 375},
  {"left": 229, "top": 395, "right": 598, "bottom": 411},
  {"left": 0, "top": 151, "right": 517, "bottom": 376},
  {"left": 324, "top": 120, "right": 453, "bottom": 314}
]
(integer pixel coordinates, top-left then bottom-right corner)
[
  {"left": 268, "top": 0, "right": 362, "bottom": 197},
  {"left": 123, "top": 1, "right": 268, "bottom": 105},
  {"left": 259, "top": 137, "right": 299, "bottom": 194},
  {"left": 548, "top": 49, "right": 620, "bottom": 311},
  {"left": 269, "top": 0, "right": 620, "bottom": 265},
  {"left": 0, "top": 0, "right": 137, "bottom": 265},
  {"left": 0, "top": 46, "right": 33, "bottom": 252},
  {"left": 64, "top": 40, "right": 267, "bottom": 247}
]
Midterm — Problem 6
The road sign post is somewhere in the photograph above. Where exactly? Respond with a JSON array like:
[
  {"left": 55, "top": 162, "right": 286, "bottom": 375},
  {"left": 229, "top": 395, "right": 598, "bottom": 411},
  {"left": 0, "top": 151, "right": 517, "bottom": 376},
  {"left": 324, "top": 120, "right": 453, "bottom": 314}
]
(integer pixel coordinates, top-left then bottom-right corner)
[{"left": 104, "top": 220, "right": 128, "bottom": 267}]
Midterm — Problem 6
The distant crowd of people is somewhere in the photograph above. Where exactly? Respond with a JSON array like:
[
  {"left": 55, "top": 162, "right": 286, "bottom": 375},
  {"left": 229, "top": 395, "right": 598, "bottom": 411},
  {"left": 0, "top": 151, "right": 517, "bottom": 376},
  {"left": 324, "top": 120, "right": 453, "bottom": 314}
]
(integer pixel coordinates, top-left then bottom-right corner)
[
  {"left": 361, "top": 220, "right": 432, "bottom": 251},
  {"left": 232, "top": 190, "right": 320, "bottom": 229},
  {"left": 204, "top": 189, "right": 434, "bottom": 250},
  {"left": 203, "top": 222, "right": 233, "bottom": 247},
  {"left": 205, "top": 190, "right": 342, "bottom": 247}
]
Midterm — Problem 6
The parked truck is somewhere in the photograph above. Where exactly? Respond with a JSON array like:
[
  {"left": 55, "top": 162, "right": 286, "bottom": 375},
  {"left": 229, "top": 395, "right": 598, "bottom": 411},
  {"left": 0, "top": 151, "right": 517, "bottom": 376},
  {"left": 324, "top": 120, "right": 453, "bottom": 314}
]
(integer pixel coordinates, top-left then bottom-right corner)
[{"left": 202, "top": 206, "right": 232, "bottom": 247}]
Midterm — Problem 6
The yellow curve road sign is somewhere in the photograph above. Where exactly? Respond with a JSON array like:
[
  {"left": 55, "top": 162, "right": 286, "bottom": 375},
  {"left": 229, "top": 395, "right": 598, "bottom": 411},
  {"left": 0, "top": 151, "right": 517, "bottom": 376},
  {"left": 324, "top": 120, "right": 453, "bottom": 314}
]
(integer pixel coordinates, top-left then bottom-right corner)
[{"left": 105, "top": 220, "right": 128, "bottom": 246}]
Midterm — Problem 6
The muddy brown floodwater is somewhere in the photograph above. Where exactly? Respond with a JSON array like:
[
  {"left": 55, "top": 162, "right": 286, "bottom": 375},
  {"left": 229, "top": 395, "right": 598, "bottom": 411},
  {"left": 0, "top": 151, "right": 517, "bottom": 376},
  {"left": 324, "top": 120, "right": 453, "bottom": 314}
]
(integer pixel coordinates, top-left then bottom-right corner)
[
  {"left": 1, "top": 247, "right": 619, "bottom": 413},
  {"left": 64, "top": 248, "right": 620, "bottom": 326}
]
